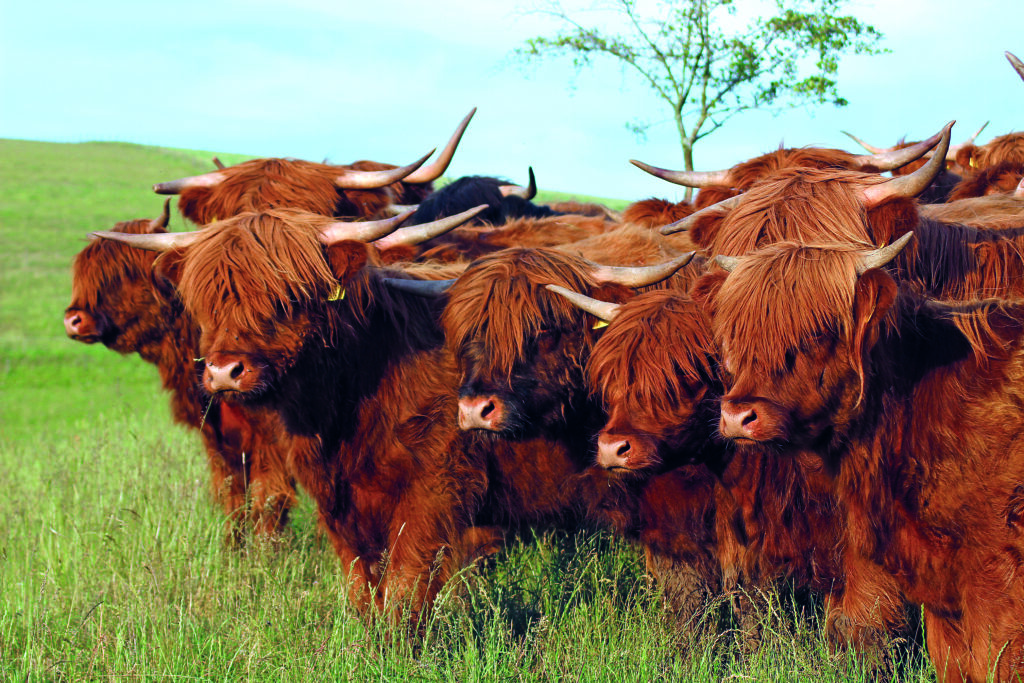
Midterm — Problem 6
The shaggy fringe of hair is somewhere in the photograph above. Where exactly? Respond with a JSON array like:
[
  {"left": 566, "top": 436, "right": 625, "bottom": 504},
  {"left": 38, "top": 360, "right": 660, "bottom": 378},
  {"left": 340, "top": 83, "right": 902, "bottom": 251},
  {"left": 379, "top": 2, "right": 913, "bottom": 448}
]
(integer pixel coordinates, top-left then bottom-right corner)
[
  {"left": 71, "top": 218, "right": 161, "bottom": 311},
  {"left": 956, "top": 132, "right": 1024, "bottom": 171},
  {"left": 711, "top": 168, "right": 885, "bottom": 256},
  {"left": 589, "top": 291, "right": 716, "bottom": 414},
  {"left": 443, "top": 248, "right": 603, "bottom": 380},
  {"left": 175, "top": 210, "right": 340, "bottom": 334},
  {"left": 712, "top": 243, "right": 860, "bottom": 376},
  {"left": 948, "top": 161, "right": 1024, "bottom": 201},
  {"left": 725, "top": 146, "right": 865, "bottom": 190}
]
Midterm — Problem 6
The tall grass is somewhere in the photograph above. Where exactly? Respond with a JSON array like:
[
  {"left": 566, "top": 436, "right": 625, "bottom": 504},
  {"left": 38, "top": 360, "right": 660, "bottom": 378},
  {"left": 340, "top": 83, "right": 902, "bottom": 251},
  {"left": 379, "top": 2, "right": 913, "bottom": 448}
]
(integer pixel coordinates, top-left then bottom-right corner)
[{"left": 0, "top": 139, "right": 934, "bottom": 680}]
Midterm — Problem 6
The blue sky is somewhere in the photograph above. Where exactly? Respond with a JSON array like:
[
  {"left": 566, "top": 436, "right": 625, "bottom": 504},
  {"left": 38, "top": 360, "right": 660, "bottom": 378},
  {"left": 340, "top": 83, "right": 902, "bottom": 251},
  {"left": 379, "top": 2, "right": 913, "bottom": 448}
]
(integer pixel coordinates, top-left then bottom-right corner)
[{"left": 1, "top": 0, "right": 1020, "bottom": 201}]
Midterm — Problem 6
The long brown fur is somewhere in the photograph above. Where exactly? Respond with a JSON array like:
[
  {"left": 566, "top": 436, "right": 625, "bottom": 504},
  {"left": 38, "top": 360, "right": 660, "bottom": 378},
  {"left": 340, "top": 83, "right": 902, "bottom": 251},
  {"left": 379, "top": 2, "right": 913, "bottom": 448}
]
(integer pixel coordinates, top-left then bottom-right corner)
[
  {"left": 68, "top": 216, "right": 296, "bottom": 537},
  {"left": 705, "top": 241, "right": 1024, "bottom": 681}
]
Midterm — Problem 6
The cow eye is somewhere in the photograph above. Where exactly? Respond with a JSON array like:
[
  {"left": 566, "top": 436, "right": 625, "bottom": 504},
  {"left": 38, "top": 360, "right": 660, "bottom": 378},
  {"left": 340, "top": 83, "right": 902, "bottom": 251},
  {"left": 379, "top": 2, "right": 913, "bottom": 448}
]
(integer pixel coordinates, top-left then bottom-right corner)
[{"left": 784, "top": 349, "right": 797, "bottom": 372}]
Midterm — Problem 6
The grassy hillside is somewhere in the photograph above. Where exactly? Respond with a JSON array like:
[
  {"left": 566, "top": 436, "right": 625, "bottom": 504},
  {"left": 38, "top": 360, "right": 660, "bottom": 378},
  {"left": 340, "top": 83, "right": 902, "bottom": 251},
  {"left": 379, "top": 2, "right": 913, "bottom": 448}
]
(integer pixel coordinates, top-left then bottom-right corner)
[{"left": 0, "top": 139, "right": 932, "bottom": 680}]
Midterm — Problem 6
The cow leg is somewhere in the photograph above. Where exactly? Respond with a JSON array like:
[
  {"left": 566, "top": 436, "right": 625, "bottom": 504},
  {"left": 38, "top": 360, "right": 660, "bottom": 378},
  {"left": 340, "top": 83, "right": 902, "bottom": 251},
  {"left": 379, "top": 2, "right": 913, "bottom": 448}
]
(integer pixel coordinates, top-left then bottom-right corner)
[
  {"left": 644, "top": 547, "right": 713, "bottom": 633},
  {"left": 245, "top": 439, "right": 297, "bottom": 537},
  {"left": 825, "top": 552, "right": 910, "bottom": 675}
]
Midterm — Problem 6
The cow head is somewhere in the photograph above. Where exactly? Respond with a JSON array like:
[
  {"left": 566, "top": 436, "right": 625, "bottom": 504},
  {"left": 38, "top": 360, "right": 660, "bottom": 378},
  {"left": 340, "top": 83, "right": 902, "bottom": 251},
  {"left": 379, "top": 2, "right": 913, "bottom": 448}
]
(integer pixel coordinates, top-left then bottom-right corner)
[
  {"left": 699, "top": 237, "right": 908, "bottom": 449},
  {"left": 552, "top": 288, "right": 720, "bottom": 475},
  {"left": 442, "top": 249, "right": 693, "bottom": 436},
  {"left": 65, "top": 201, "right": 175, "bottom": 352}
]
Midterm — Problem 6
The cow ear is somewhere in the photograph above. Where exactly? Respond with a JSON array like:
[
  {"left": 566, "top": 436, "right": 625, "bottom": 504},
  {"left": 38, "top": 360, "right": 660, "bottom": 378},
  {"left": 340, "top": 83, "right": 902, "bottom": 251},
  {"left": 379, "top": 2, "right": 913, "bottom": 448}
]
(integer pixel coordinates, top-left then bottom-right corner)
[
  {"left": 152, "top": 248, "right": 185, "bottom": 298},
  {"left": 852, "top": 268, "right": 898, "bottom": 357},
  {"left": 325, "top": 241, "right": 369, "bottom": 281},
  {"left": 691, "top": 270, "right": 728, "bottom": 318},
  {"left": 590, "top": 282, "right": 635, "bottom": 305},
  {"left": 955, "top": 145, "right": 976, "bottom": 172}
]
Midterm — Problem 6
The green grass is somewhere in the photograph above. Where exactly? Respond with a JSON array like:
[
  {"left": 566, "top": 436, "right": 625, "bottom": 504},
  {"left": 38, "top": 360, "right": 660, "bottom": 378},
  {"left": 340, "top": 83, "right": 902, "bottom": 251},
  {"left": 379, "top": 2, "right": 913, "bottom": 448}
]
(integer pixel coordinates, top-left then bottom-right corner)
[{"left": 0, "top": 138, "right": 934, "bottom": 680}]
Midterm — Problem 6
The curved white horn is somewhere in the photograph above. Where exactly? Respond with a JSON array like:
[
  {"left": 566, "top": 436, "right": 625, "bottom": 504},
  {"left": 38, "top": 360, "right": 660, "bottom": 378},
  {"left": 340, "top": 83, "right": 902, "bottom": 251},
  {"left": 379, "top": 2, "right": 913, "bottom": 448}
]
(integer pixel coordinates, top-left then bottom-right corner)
[
  {"left": 856, "top": 231, "right": 914, "bottom": 275},
  {"left": 334, "top": 150, "right": 434, "bottom": 190},
  {"left": 154, "top": 170, "right": 227, "bottom": 195},
  {"left": 90, "top": 228, "right": 202, "bottom": 251},
  {"left": 402, "top": 107, "right": 477, "bottom": 184},
  {"left": 630, "top": 159, "right": 730, "bottom": 188},
  {"left": 1007, "top": 51, "right": 1024, "bottom": 83},
  {"left": 373, "top": 205, "right": 488, "bottom": 250},
  {"left": 850, "top": 128, "right": 945, "bottom": 171},
  {"left": 320, "top": 210, "right": 416, "bottom": 246},
  {"left": 660, "top": 194, "right": 743, "bottom": 235},
  {"left": 150, "top": 199, "right": 171, "bottom": 230},
  {"left": 545, "top": 284, "right": 621, "bottom": 323},
  {"left": 861, "top": 123, "right": 953, "bottom": 207},
  {"left": 587, "top": 252, "right": 696, "bottom": 288},
  {"left": 499, "top": 167, "right": 537, "bottom": 200}
]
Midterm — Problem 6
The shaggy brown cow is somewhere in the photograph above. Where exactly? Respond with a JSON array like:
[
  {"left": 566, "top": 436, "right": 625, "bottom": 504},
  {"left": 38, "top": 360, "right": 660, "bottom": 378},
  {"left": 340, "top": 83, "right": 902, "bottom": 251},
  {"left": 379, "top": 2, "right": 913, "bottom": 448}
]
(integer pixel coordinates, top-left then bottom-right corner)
[
  {"left": 430, "top": 248, "right": 694, "bottom": 529},
  {"left": 156, "top": 109, "right": 476, "bottom": 225},
  {"left": 630, "top": 134, "right": 942, "bottom": 217},
  {"left": 702, "top": 239, "right": 1024, "bottom": 681},
  {"left": 552, "top": 286, "right": 909, "bottom": 655},
  {"left": 954, "top": 132, "right": 1024, "bottom": 174},
  {"left": 948, "top": 161, "right": 1024, "bottom": 201},
  {"left": 94, "top": 207, "right": 515, "bottom": 622},
  {"left": 66, "top": 203, "right": 296, "bottom": 537}
]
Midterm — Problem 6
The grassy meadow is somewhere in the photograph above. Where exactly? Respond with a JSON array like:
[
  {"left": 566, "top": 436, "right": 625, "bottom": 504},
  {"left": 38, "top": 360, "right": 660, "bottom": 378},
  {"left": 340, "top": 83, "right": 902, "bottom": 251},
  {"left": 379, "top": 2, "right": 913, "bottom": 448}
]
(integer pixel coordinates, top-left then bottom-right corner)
[{"left": 0, "top": 139, "right": 935, "bottom": 680}]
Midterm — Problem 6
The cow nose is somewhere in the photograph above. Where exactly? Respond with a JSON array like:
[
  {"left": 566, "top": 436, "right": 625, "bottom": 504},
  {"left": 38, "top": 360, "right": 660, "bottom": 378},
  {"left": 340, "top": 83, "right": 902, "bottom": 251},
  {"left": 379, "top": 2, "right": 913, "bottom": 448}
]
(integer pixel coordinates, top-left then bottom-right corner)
[
  {"left": 597, "top": 435, "right": 631, "bottom": 469},
  {"left": 458, "top": 396, "right": 503, "bottom": 430},
  {"left": 720, "top": 400, "right": 759, "bottom": 440},
  {"left": 64, "top": 309, "right": 95, "bottom": 338},
  {"left": 206, "top": 360, "right": 246, "bottom": 392}
]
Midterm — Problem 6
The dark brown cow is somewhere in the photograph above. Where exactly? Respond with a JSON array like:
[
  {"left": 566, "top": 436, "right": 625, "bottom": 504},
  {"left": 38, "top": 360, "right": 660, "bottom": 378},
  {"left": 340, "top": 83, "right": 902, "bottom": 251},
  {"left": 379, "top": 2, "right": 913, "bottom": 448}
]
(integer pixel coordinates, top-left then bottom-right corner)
[
  {"left": 702, "top": 239, "right": 1024, "bottom": 681},
  {"left": 65, "top": 203, "right": 296, "bottom": 538},
  {"left": 433, "top": 248, "right": 694, "bottom": 529},
  {"left": 553, "top": 286, "right": 909, "bottom": 655},
  {"left": 156, "top": 109, "right": 476, "bottom": 225},
  {"left": 100, "top": 209, "right": 498, "bottom": 621}
]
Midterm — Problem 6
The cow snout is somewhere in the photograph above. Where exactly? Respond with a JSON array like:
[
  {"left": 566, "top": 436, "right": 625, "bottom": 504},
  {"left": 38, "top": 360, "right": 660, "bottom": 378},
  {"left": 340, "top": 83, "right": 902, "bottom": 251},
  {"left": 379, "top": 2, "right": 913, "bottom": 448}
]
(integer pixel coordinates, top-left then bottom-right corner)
[
  {"left": 458, "top": 396, "right": 504, "bottom": 431},
  {"left": 64, "top": 309, "right": 98, "bottom": 340},
  {"left": 720, "top": 400, "right": 761, "bottom": 440},
  {"left": 597, "top": 435, "right": 632, "bottom": 469},
  {"left": 206, "top": 359, "right": 249, "bottom": 393}
]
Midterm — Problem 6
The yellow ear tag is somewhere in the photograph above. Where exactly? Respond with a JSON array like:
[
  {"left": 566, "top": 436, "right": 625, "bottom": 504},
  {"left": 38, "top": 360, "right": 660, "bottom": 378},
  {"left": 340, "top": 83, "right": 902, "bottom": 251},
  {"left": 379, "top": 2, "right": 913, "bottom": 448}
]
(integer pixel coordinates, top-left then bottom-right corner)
[
  {"left": 592, "top": 319, "right": 609, "bottom": 330},
  {"left": 328, "top": 285, "right": 345, "bottom": 301}
]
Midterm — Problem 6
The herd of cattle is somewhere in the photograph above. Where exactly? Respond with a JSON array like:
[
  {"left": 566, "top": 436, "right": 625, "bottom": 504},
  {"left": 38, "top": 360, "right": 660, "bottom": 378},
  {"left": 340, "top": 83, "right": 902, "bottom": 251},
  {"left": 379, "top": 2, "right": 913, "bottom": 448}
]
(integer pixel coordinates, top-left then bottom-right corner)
[{"left": 63, "top": 52, "right": 1024, "bottom": 681}]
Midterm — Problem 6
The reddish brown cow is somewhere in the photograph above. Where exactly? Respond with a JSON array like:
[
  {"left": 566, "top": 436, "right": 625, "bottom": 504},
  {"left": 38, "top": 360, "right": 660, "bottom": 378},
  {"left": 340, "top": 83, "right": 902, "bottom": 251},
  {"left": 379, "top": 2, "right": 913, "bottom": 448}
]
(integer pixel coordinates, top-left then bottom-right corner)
[
  {"left": 954, "top": 132, "right": 1024, "bottom": 173},
  {"left": 156, "top": 109, "right": 476, "bottom": 225},
  {"left": 66, "top": 204, "right": 296, "bottom": 537},
  {"left": 100, "top": 209, "right": 497, "bottom": 621},
  {"left": 630, "top": 135, "right": 941, "bottom": 220},
  {"left": 553, "top": 286, "right": 909, "bottom": 654},
  {"left": 432, "top": 248, "right": 693, "bottom": 529},
  {"left": 948, "top": 161, "right": 1024, "bottom": 200},
  {"left": 702, "top": 239, "right": 1024, "bottom": 681}
]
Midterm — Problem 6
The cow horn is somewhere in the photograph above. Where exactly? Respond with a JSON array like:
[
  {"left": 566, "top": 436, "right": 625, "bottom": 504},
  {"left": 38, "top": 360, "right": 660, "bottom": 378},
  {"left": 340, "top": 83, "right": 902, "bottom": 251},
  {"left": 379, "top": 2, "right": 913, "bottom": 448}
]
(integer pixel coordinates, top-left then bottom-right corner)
[
  {"left": 319, "top": 210, "right": 416, "bottom": 246},
  {"left": 382, "top": 278, "right": 455, "bottom": 297},
  {"left": 714, "top": 255, "right": 741, "bottom": 272},
  {"left": 850, "top": 128, "right": 946, "bottom": 171},
  {"left": 660, "top": 194, "right": 743, "bottom": 235},
  {"left": 154, "top": 170, "right": 227, "bottom": 195},
  {"left": 150, "top": 199, "right": 171, "bottom": 230},
  {"left": 630, "top": 159, "right": 730, "bottom": 188},
  {"left": 860, "top": 123, "right": 952, "bottom": 207},
  {"left": 1015, "top": 177, "right": 1024, "bottom": 198},
  {"left": 373, "top": 204, "right": 488, "bottom": 249},
  {"left": 945, "top": 121, "right": 989, "bottom": 162},
  {"left": 587, "top": 252, "right": 696, "bottom": 288},
  {"left": 544, "top": 284, "right": 622, "bottom": 323},
  {"left": 841, "top": 131, "right": 889, "bottom": 154},
  {"left": 387, "top": 203, "right": 420, "bottom": 215},
  {"left": 1007, "top": 51, "right": 1024, "bottom": 82},
  {"left": 334, "top": 150, "right": 434, "bottom": 190},
  {"left": 499, "top": 167, "right": 537, "bottom": 200},
  {"left": 856, "top": 231, "right": 914, "bottom": 275},
  {"left": 212, "top": 156, "right": 226, "bottom": 170},
  {"left": 91, "top": 228, "right": 202, "bottom": 251},
  {"left": 402, "top": 107, "right": 477, "bottom": 184}
]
